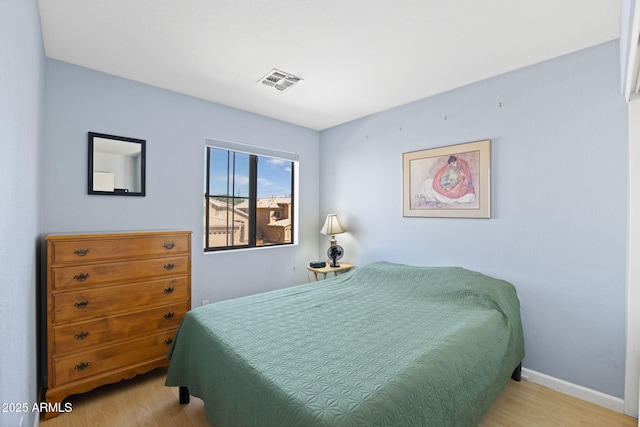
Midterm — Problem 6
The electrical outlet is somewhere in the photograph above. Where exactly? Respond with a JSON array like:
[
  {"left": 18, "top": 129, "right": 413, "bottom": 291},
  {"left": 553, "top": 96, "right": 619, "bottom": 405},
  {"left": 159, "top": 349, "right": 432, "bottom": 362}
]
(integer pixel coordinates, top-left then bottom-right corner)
[{"left": 201, "top": 299, "right": 209, "bottom": 306}]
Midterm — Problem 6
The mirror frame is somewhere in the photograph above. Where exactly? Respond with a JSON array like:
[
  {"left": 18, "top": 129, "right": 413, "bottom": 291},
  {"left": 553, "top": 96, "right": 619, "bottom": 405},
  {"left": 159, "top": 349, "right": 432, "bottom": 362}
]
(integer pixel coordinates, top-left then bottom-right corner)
[{"left": 88, "top": 132, "right": 146, "bottom": 196}]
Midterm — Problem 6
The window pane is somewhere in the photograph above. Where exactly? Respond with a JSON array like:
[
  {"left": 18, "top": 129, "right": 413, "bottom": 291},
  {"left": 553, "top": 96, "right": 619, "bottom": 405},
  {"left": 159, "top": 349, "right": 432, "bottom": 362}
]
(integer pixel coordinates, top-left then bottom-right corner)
[
  {"left": 206, "top": 148, "right": 251, "bottom": 249},
  {"left": 206, "top": 195, "right": 249, "bottom": 248},
  {"left": 208, "top": 148, "right": 229, "bottom": 197},
  {"left": 208, "top": 149, "right": 250, "bottom": 199},
  {"left": 256, "top": 157, "right": 293, "bottom": 246},
  {"left": 232, "top": 152, "right": 250, "bottom": 199}
]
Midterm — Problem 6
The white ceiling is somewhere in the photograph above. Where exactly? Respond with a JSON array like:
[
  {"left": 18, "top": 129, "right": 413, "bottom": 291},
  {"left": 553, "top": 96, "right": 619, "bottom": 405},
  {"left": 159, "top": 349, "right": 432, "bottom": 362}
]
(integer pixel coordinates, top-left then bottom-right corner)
[{"left": 38, "top": 0, "right": 621, "bottom": 131}]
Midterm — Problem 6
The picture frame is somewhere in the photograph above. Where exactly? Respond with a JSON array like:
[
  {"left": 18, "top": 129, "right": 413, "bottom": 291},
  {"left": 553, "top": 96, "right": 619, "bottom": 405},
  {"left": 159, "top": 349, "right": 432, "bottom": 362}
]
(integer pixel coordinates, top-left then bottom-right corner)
[{"left": 403, "top": 139, "right": 491, "bottom": 218}]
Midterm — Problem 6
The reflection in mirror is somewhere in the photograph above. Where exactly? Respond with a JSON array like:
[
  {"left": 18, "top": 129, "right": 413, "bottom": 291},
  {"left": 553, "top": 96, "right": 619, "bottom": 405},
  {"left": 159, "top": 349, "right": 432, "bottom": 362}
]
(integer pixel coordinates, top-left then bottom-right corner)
[{"left": 88, "top": 132, "right": 146, "bottom": 196}]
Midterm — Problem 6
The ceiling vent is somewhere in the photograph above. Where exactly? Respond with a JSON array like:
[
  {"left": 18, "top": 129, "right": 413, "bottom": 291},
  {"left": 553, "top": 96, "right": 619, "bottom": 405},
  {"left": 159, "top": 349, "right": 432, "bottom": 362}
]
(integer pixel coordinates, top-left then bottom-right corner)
[{"left": 258, "top": 69, "right": 303, "bottom": 93}]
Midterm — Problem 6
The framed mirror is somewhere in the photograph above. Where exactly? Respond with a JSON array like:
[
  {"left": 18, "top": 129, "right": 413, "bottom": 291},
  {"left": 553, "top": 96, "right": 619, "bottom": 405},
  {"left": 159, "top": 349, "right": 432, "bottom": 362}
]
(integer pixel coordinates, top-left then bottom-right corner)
[{"left": 88, "top": 132, "right": 146, "bottom": 196}]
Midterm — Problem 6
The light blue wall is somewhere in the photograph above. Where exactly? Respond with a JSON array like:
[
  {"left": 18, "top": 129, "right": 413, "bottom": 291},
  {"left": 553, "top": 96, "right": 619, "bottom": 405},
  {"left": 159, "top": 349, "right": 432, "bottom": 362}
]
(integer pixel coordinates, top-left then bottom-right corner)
[
  {"left": 0, "top": 0, "right": 44, "bottom": 426},
  {"left": 319, "top": 41, "right": 628, "bottom": 398},
  {"left": 42, "top": 59, "right": 321, "bottom": 306}
]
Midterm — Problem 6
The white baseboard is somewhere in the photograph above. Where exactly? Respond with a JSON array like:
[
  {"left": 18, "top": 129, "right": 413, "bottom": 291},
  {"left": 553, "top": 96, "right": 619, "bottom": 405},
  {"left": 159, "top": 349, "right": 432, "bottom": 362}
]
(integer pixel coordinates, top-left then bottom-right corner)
[{"left": 521, "top": 367, "right": 625, "bottom": 414}]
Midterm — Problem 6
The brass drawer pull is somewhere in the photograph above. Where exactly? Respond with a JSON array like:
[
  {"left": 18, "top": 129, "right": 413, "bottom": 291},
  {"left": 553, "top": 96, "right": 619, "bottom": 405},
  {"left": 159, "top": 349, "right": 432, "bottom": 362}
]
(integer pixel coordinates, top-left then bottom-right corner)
[
  {"left": 164, "top": 312, "right": 175, "bottom": 320},
  {"left": 163, "top": 287, "right": 175, "bottom": 294},
  {"left": 74, "top": 300, "right": 90, "bottom": 309},
  {"left": 164, "top": 338, "right": 173, "bottom": 346},
  {"left": 74, "top": 248, "right": 90, "bottom": 257},
  {"left": 74, "top": 362, "right": 91, "bottom": 371},
  {"left": 164, "top": 263, "right": 175, "bottom": 270},
  {"left": 73, "top": 272, "right": 90, "bottom": 282},
  {"left": 164, "top": 242, "right": 175, "bottom": 250},
  {"left": 74, "top": 331, "right": 90, "bottom": 340}
]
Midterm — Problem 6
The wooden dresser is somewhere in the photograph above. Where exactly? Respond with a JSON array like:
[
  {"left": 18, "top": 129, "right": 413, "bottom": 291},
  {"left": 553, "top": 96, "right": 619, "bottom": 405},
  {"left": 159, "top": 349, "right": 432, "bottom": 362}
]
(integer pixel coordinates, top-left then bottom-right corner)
[{"left": 44, "top": 230, "right": 191, "bottom": 419}]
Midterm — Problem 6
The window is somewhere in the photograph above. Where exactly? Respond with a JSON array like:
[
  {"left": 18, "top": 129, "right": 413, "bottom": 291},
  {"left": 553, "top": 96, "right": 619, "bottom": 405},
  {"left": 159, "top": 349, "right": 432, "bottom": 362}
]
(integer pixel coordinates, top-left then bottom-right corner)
[{"left": 204, "top": 139, "right": 297, "bottom": 251}]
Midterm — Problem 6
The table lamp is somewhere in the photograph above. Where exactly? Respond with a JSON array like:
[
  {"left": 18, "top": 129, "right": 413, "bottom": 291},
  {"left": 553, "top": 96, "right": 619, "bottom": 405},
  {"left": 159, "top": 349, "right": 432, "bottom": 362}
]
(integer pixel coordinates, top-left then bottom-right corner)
[
  {"left": 320, "top": 214, "right": 346, "bottom": 267},
  {"left": 320, "top": 214, "right": 345, "bottom": 247}
]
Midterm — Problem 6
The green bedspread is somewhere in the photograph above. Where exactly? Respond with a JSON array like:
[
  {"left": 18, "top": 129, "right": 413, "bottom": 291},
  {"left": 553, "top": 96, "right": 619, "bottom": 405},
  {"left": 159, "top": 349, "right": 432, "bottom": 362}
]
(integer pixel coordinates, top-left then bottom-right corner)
[{"left": 166, "top": 262, "right": 524, "bottom": 426}]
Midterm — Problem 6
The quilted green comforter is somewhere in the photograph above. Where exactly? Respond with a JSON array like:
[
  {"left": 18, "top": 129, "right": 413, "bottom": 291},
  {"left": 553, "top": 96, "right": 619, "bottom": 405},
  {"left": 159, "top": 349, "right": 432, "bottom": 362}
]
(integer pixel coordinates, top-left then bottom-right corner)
[{"left": 165, "top": 262, "right": 524, "bottom": 426}]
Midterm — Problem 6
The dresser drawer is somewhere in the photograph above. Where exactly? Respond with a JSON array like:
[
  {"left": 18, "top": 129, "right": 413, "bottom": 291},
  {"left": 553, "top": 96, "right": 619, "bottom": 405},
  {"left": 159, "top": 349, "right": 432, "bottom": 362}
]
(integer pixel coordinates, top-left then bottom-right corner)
[
  {"left": 52, "top": 277, "right": 189, "bottom": 323},
  {"left": 51, "top": 330, "right": 176, "bottom": 387},
  {"left": 52, "top": 302, "right": 189, "bottom": 356},
  {"left": 50, "top": 255, "right": 189, "bottom": 290},
  {"left": 49, "top": 233, "right": 190, "bottom": 265}
]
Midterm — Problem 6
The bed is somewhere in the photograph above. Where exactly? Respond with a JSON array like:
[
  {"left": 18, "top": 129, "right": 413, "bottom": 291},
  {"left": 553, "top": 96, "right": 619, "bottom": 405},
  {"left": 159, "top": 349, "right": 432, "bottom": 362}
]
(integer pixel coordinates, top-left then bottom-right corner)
[{"left": 165, "top": 261, "right": 524, "bottom": 426}]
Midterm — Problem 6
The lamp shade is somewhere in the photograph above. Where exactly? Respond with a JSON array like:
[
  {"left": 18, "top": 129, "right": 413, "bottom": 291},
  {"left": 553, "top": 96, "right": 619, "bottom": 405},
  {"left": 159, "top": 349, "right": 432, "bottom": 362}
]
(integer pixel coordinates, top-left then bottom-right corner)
[{"left": 320, "top": 214, "right": 345, "bottom": 235}]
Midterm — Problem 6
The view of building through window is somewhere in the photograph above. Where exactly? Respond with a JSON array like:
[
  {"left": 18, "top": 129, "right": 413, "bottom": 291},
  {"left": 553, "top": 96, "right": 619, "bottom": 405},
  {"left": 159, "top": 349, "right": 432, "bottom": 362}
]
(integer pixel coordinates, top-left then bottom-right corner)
[{"left": 204, "top": 146, "right": 295, "bottom": 251}]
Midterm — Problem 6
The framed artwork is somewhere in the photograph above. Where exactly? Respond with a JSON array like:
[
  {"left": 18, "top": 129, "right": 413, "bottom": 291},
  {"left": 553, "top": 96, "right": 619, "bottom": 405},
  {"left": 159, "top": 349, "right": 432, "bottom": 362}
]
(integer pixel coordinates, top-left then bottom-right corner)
[{"left": 403, "top": 139, "right": 490, "bottom": 218}]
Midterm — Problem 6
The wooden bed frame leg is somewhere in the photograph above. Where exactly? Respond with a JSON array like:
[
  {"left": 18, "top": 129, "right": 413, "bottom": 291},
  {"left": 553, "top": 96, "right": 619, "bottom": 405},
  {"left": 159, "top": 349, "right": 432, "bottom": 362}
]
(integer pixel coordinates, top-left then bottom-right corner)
[
  {"left": 511, "top": 363, "right": 522, "bottom": 382},
  {"left": 179, "top": 386, "right": 190, "bottom": 404}
]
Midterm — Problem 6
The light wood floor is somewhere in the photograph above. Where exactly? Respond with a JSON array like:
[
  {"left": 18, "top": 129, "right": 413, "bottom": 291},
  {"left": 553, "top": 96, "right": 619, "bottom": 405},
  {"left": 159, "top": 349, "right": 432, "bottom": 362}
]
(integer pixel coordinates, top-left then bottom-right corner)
[{"left": 40, "top": 367, "right": 637, "bottom": 426}]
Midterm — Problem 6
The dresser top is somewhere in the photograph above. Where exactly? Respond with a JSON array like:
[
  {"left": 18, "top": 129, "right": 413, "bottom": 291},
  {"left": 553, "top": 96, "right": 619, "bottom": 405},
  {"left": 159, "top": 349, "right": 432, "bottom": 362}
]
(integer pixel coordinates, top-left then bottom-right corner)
[{"left": 45, "top": 230, "right": 192, "bottom": 241}]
